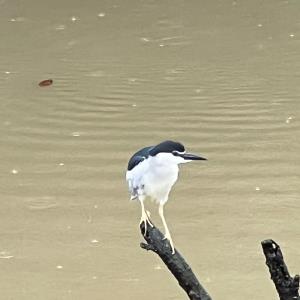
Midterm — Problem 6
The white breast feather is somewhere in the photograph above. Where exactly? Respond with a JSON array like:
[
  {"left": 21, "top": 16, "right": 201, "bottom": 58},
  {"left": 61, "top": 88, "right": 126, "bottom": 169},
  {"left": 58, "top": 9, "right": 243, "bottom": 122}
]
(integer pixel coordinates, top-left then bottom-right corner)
[{"left": 126, "top": 153, "right": 180, "bottom": 203}]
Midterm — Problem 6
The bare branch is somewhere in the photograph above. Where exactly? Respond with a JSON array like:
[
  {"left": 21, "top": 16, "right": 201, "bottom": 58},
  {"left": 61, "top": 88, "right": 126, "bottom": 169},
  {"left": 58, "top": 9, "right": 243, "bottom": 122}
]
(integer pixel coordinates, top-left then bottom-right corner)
[
  {"left": 140, "top": 221, "right": 212, "bottom": 300},
  {"left": 262, "top": 239, "right": 300, "bottom": 300}
]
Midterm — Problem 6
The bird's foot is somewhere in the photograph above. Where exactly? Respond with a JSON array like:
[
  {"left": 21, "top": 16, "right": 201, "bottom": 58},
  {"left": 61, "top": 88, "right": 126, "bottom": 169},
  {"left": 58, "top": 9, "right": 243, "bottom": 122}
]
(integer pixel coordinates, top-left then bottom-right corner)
[
  {"left": 139, "top": 211, "right": 153, "bottom": 236},
  {"left": 163, "top": 232, "right": 175, "bottom": 254}
]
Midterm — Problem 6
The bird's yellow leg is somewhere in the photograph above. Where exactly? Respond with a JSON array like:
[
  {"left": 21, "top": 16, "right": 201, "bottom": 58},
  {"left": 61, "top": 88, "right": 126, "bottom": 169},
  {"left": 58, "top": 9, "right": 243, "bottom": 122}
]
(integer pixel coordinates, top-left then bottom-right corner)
[
  {"left": 140, "top": 200, "right": 153, "bottom": 235},
  {"left": 159, "top": 203, "right": 175, "bottom": 254}
]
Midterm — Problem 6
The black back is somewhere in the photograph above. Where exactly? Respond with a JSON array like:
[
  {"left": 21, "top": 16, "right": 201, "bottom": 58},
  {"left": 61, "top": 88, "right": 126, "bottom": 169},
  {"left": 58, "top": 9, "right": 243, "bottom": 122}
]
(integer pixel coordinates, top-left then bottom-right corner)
[
  {"left": 127, "top": 141, "right": 185, "bottom": 171},
  {"left": 127, "top": 146, "right": 153, "bottom": 171}
]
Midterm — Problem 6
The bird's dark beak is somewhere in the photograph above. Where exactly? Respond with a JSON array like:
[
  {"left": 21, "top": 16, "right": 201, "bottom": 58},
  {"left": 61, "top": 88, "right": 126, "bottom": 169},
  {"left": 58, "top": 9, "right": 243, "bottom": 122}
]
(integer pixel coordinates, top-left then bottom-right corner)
[{"left": 181, "top": 153, "right": 207, "bottom": 161}]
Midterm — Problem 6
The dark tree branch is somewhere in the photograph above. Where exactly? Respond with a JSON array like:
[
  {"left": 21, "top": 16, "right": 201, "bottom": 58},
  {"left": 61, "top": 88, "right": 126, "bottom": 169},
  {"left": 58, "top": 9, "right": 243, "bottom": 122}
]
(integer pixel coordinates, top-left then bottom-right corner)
[
  {"left": 140, "top": 221, "right": 212, "bottom": 300},
  {"left": 262, "top": 239, "right": 300, "bottom": 300},
  {"left": 139, "top": 224, "right": 299, "bottom": 300}
]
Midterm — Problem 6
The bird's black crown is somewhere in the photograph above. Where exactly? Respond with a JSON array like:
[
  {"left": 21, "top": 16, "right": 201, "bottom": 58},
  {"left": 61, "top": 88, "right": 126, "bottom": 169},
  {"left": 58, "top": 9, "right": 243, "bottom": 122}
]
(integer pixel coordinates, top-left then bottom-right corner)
[
  {"left": 149, "top": 140, "right": 185, "bottom": 156},
  {"left": 127, "top": 140, "right": 185, "bottom": 171}
]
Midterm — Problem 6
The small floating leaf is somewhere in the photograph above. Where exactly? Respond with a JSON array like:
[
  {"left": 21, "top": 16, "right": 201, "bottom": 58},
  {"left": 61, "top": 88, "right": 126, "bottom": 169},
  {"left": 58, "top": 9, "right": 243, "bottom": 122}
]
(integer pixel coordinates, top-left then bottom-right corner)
[{"left": 39, "top": 79, "right": 53, "bottom": 87}]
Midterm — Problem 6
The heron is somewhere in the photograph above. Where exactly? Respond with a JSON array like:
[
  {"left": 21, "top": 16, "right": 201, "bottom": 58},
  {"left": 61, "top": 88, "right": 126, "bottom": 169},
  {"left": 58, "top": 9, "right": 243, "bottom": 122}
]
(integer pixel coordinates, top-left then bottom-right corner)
[{"left": 126, "top": 140, "right": 206, "bottom": 254}]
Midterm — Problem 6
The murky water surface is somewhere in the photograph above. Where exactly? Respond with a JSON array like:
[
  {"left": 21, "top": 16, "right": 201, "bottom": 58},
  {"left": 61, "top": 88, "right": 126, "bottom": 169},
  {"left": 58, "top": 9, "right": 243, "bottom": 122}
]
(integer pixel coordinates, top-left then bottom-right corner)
[{"left": 0, "top": 1, "right": 299, "bottom": 299}]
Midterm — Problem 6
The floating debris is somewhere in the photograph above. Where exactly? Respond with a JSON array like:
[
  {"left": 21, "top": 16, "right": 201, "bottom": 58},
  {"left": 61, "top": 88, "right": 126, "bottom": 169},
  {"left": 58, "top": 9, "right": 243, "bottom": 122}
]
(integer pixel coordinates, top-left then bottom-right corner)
[
  {"left": 9, "top": 17, "right": 25, "bottom": 22},
  {"left": 39, "top": 79, "right": 53, "bottom": 87},
  {"left": 289, "top": 33, "right": 295, "bottom": 38},
  {"left": 255, "top": 187, "right": 261, "bottom": 191},
  {"left": 98, "top": 13, "right": 106, "bottom": 17},
  {"left": 0, "top": 251, "right": 14, "bottom": 259},
  {"left": 71, "top": 132, "right": 80, "bottom": 137},
  {"left": 56, "top": 265, "right": 63, "bottom": 269},
  {"left": 140, "top": 37, "right": 150, "bottom": 42},
  {"left": 55, "top": 25, "right": 65, "bottom": 30},
  {"left": 11, "top": 169, "right": 18, "bottom": 174},
  {"left": 71, "top": 16, "right": 78, "bottom": 22},
  {"left": 90, "top": 239, "right": 99, "bottom": 244}
]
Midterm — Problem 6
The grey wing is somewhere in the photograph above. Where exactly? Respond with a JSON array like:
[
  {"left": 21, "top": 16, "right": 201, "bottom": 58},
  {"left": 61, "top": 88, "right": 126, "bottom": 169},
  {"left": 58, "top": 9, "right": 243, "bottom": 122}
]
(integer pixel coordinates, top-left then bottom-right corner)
[
  {"left": 126, "top": 157, "right": 145, "bottom": 200},
  {"left": 126, "top": 146, "right": 153, "bottom": 200}
]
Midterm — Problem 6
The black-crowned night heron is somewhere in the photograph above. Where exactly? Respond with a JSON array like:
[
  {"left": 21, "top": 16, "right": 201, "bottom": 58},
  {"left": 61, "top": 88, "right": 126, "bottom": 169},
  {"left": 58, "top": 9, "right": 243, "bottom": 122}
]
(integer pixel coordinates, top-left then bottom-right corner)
[{"left": 126, "top": 140, "right": 206, "bottom": 254}]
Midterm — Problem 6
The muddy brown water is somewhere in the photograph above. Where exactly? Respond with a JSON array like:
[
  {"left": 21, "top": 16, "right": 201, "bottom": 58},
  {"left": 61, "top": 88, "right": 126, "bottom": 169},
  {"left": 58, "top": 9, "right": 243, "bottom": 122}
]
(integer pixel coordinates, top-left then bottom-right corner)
[{"left": 0, "top": 1, "right": 299, "bottom": 299}]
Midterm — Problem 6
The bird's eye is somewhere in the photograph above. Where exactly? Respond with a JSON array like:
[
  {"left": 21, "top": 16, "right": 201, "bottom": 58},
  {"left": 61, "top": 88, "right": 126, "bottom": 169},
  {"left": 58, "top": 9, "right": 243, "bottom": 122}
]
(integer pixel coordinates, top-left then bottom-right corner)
[{"left": 172, "top": 151, "right": 179, "bottom": 156}]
